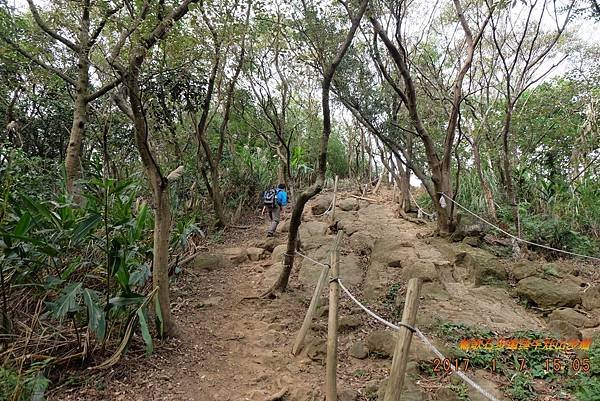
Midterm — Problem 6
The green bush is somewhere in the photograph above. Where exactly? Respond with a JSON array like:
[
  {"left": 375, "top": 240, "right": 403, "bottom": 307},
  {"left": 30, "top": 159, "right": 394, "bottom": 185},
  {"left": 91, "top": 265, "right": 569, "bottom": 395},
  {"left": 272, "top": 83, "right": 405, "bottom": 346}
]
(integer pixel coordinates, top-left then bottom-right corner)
[{"left": 0, "top": 368, "right": 49, "bottom": 401}]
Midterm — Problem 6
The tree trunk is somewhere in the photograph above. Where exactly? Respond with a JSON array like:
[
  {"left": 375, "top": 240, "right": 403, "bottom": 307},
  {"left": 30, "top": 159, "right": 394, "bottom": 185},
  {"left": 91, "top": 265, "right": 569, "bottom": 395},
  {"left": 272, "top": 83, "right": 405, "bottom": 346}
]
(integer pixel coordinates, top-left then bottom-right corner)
[
  {"left": 210, "top": 169, "right": 227, "bottom": 228},
  {"left": 367, "top": 141, "right": 374, "bottom": 184},
  {"left": 194, "top": 63, "right": 227, "bottom": 227},
  {"left": 471, "top": 137, "right": 497, "bottom": 220},
  {"left": 152, "top": 187, "right": 174, "bottom": 336},
  {"left": 197, "top": 159, "right": 227, "bottom": 228},
  {"left": 276, "top": 143, "right": 289, "bottom": 188},
  {"left": 502, "top": 105, "right": 520, "bottom": 235},
  {"left": 431, "top": 165, "right": 453, "bottom": 235},
  {"left": 392, "top": 155, "right": 411, "bottom": 212},
  {"left": 65, "top": 11, "right": 91, "bottom": 195},
  {"left": 263, "top": 0, "right": 369, "bottom": 297},
  {"left": 114, "top": 0, "right": 200, "bottom": 337},
  {"left": 126, "top": 70, "right": 176, "bottom": 335},
  {"left": 368, "top": 0, "right": 490, "bottom": 236},
  {"left": 360, "top": 128, "right": 366, "bottom": 183}
]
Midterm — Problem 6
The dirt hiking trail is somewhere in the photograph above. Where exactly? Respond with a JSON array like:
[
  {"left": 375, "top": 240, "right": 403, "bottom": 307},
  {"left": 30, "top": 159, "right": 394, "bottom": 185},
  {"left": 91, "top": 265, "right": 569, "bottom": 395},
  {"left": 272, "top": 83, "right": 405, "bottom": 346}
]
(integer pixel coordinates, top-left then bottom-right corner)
[{"left": 54, "top": 189, "right": 600, "bottom": 401}]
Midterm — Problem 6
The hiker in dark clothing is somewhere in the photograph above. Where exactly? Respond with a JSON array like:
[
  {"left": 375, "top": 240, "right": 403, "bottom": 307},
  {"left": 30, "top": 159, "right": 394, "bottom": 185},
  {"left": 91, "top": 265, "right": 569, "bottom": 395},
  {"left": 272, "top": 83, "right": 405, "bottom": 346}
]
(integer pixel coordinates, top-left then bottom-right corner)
[{"left": 261, "top": 183, "right": 288, "bottom": 237}]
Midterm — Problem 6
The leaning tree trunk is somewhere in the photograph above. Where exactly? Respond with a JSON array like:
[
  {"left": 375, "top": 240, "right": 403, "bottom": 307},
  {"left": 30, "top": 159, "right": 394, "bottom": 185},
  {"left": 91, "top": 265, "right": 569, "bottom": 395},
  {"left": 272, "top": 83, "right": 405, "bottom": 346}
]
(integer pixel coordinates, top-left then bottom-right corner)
[{"left": 262, "top": 0, "right": 369, "bottom": 297}]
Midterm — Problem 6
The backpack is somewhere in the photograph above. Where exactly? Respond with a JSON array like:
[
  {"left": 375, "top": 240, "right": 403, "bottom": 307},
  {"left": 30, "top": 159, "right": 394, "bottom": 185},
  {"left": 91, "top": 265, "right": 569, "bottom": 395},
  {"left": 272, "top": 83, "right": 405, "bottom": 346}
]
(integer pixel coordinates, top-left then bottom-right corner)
[
  {"left": 277, "top": 189, "right": 288, "bottom": 207},
  {"left": 263, "top": 188, "right": 277, "bottom": 207}
]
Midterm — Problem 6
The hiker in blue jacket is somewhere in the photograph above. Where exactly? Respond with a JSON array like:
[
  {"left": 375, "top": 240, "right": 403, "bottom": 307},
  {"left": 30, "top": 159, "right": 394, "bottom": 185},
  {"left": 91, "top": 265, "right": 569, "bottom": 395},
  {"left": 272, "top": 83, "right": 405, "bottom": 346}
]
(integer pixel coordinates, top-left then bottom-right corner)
[{"left": 261, "top": 183, "right": 288, "bottom": 237}]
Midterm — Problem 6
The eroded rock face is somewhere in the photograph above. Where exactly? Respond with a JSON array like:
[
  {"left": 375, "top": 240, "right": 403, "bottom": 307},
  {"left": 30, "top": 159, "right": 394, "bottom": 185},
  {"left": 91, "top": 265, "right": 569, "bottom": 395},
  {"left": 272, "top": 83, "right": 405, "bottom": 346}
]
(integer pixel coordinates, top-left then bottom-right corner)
[
  {"left": 300, "top": 221, "right": 329, "bottom": 237},
  {"left": 193, "top": 254, "right": 231, "bottom": 270},
  {"left": 454, "top": 250, "right": 507, "bottom": 287},
  {"left": 419, "top": 282, "right": 450, "bottom": 301},
  {"left": 336, "top": 218, "right": 361, "bottom": 236},
  {"left": 402, "top": 261, "right": 439, "bottom": 283},
  {"left": 547, "top": 320, "right": 582, "bottom": 340},
  {"left": 348, "top": 342, "right": 368, "bottom": 359},
  {"left": 542, "top": 262, "right": 580, "bottom": 278},
  {"left": 297, "top": 221, "right": 330, "bottom": 250},
  {"left": 455, "top": 251, "right": 476, "bottom": 268},
  {"left": 306, "top": 339, "right": 327, "bottom": 363},
  {"left": 251, "top": 237, "right": 278, "bottom": 252},
  {"left": 548, "top": 308, "right": 597, "bottom": 328},
  {"left": 512, "top": 261, "right": 539, "bottom": 280},
  {"left": 363, "top": 262, "right": 390, "bottom": 302},
  {"left": 272, "top": 244, "right": 288, "bottom": 262},
  {"left": 372, "top": 237, "right": 418, "bottom": 266},
  {"left": 350, "top": 232, "right": 376, "bottom": 255},
  {"left": 377, "top": 376, "right": 425, "bottom": 401},
  {"left": 582, "top": 285, "right": 600, "bottom": 311},
  {"left": 338, "top": 254, "right": 364, "bottom": 287},
  {"left": 516, "top": 277, "right": 581, "bottom": 308},
  {"left": 451, "top": 213, "right": 487, "bottom": 242},
  {"left": 467, "top": 370, "right": 509, "bottom": 401},
  {"left": 297, "top": 246, "right": 335, "bottom": 288},
  {"left": 262, "top": 262, "right": 285, "bottom": 284},
  {"left": 338, "top": 198, "right": 359, "bottom": 211},
  {"left": 470, "top": 259, "right": 508, "bottom": 287},
  {"left": 366, "top": 330, "right": 396, "bottom": 358},
  {"left": 246, "top": 247, "right": 267, "bottom": 261},
  {"left": 311, "top": 195, "right": 333, "bottom": 215}
]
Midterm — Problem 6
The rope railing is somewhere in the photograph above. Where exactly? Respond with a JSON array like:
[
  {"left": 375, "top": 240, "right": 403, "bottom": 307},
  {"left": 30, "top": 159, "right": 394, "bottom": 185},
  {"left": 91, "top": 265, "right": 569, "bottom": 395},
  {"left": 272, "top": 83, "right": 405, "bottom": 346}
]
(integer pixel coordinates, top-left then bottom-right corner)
[
  {"left": 294, "top": 250, "right": 330, "bottom": 268},
  {"left": 408, "top": 190, "right": 435, "bottom": 218},
  {"left": 294, "top": 249, "right": 501, "bottom": 401},
  {"left": 439, "top": 192, "right": 600, "bottom": 262},
  {"left": 312, "top": 199, "right": 334, "bottom": 217},
  {"left": 336, "top": 278, "right": 501, "bottom": 401}
]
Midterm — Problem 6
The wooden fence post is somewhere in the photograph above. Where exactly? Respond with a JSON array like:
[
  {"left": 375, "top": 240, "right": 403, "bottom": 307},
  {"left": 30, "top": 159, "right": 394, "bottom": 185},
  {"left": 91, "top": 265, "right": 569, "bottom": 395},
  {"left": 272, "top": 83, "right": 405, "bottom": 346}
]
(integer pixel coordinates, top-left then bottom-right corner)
[
  {"left": 326, "top": 230, "right": 343, "bottom": 401},
  {"left": 384, "top": 278, "right": 423, "bottom": 401},
  {"left": 292, "top": 263, "right": 330, "bottom": 355}
]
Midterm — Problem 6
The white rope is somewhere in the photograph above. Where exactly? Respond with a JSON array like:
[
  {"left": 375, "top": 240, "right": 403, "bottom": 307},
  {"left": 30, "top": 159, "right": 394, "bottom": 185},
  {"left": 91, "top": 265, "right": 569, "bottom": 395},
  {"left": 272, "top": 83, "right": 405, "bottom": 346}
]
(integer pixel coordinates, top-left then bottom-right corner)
[
  {"left": 408, "top": 190, "right": 435, "bottom": 218},
  {"left": 337, "top": 279, "right": 404, "bottom": 331},
  {"left": 336, "top": 278, "right": 500, "bottom": 401},
  {"left": 294, "top": 250, "right": 330, "bottom": 268},
  {"left": 313, "top": 200, "right": 334, "bottom": 217},
  {"left": 440, "top": 193, "right": 600, "bottom": 262}
]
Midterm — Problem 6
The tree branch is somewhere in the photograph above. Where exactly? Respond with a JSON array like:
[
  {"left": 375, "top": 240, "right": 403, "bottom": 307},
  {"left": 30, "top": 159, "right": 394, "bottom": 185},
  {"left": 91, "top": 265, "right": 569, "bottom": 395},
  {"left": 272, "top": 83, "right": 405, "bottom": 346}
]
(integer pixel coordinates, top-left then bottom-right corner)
[
  {"left": 1, "top": 35, "right": 77, "bottom": 86},
  {"left": 26, "top": 0, "right": 80, "bottom": 53}
]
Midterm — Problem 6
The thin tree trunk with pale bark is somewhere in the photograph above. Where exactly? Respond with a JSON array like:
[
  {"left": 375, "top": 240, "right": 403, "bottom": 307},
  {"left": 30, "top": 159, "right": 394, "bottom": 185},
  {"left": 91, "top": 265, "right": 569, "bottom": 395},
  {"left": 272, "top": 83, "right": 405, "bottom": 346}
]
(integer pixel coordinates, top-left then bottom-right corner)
[
  {"left": 116, "top": 0, "right": 201, "bottom": 336},
  {"left": 471, "top": 137, "right": 497, "bottom": 220}
]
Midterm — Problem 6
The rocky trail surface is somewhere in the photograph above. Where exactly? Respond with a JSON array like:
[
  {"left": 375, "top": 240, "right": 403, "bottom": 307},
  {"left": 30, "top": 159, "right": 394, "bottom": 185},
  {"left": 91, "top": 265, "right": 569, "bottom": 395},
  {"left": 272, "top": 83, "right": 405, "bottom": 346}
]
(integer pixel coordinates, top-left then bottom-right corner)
[{"left": 54, "top": 190, "right": 600, "bottom": 401}]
